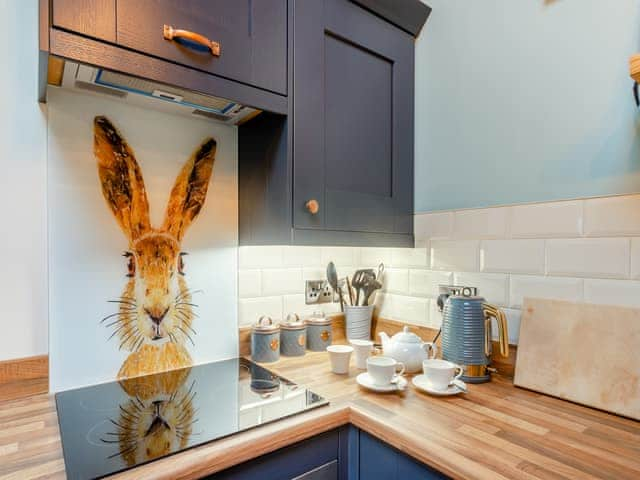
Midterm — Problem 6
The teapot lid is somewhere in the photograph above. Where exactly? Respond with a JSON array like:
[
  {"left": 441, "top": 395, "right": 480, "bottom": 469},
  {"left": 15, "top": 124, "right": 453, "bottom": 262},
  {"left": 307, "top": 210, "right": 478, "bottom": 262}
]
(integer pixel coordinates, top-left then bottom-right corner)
[{"left": 392, "top": 326, "right": 422, "bottom": 343}]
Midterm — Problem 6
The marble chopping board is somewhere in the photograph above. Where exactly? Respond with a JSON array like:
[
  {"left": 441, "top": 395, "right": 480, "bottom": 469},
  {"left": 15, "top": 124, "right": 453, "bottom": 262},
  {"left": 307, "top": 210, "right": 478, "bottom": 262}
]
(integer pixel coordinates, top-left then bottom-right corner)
[{"left": 514, "top": 298, "right": 640, "bottom": 420}]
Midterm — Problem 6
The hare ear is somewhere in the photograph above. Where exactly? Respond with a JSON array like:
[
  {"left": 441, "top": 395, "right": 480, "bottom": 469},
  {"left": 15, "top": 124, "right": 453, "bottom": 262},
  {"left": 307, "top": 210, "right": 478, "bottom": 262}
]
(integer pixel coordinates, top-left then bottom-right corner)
[
  {"left": 94, "top": 116, "right": 151, "bottom": 242},
  {"left": 162, "top": 138, "right": 216, "bottom": 241}
]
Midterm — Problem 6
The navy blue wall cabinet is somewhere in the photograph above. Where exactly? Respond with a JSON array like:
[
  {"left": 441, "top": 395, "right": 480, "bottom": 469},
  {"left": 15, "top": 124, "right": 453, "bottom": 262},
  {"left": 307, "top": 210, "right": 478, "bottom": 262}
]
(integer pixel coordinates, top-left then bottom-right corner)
[{"left": 239, "top": 0, "right": 416, "bottom": 247}]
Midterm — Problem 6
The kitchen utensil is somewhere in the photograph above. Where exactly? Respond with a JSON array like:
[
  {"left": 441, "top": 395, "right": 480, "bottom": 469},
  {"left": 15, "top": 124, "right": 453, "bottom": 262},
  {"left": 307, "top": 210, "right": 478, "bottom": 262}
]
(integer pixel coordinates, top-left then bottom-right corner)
[
  {"left": 362, "top": 277, "right": 382, "bottom": 306},
  {"left": 346, "top": 276, "right": 354, "bottom": 306},
  {"left": 351, "top": 269, "right": 376, "bottom": 306},
  {"left": 305, "top": 311, "right": 333, "bottom": 351},
  {"left": 422, "top": 359, "right": 463, "bottom": 391},
  {"left": 326, "top": 262, "right": 343, "bottom": 312},
  {"left": 441, "top": 290, "right": 508, "bottom": 383},
  {"left": 350, "top": 339, "right": 375, "bottom": 369},
  {"left": 366, "top": 356, "right": 405, "bottom": 386},
  {"left": 412, "top": 375, "right": 466, "bottom": 396},
  {"left": 356, "top": 372, "right": 407, "bottom": 392},
  {"left": 378, "top": 326, "right": 437, "bottom": 373},
  {"left": 376, "top": 262, "right": 385, "bottom": 280},
  {"left": 327, "top": 345, "right": 353, "bottom": 374},
  {"left": 251, "top": 316, "right": 280, "bottom": 363},
  {"left": 515, "top": 298, "right": 640, "bottom": 421},
  {"left": 345, "top": 304, "right": 374, "bottom": 340},
  {"left": 279, "top": 313, "right": 306, "bottom": 357}
]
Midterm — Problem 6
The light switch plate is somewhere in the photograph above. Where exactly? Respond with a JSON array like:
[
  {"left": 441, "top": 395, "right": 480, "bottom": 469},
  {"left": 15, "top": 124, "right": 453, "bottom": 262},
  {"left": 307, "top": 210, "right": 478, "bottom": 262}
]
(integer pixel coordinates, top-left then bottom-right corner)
[{"left": 305, "top": 280, "right": 334, "bottom": 304}]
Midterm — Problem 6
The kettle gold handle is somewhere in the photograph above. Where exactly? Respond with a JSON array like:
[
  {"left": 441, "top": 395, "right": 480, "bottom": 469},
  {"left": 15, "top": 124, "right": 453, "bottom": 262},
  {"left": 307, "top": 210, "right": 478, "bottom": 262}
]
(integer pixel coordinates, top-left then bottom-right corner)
[{"left": 482, "top": 303, "right": 509, "bottom": 357}]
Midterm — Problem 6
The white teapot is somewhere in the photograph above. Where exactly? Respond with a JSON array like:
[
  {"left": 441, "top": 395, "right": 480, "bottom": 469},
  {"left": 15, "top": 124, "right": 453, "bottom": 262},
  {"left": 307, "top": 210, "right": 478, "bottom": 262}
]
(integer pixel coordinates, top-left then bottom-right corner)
[{"left": 379, "top": 326, "right": 437, "bottom": 373}]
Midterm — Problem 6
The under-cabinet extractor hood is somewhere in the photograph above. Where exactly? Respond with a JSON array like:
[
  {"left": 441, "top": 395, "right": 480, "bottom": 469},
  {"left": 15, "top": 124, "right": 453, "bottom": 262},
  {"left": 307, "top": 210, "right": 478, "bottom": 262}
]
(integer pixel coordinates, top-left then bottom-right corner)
[{"left": 51, "top": 60, "right": 260, "bottom": 125}]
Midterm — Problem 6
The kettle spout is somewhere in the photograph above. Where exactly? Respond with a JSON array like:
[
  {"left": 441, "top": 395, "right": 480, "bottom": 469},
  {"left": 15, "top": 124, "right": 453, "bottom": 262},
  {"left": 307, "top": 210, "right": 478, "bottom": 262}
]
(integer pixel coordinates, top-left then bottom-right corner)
[{"left": 378, "top": 331, "right": 390, "bottom": 348}]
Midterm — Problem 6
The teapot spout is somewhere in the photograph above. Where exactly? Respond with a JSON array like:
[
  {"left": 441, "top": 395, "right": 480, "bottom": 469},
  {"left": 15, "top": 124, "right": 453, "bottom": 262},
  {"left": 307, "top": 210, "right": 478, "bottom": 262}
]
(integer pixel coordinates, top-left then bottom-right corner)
[{"left": 378, "top": 331, "right": 390, "bottom": 348}]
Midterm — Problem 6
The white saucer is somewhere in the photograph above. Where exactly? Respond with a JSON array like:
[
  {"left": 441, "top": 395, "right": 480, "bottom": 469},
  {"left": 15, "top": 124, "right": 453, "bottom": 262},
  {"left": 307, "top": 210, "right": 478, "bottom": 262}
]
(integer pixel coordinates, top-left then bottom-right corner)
[
  {"left": 412, "top": 375, "right": 466, "bottom": 396},
  {"left": 356, "top": 372, "right": 407, "bottom": 392}
]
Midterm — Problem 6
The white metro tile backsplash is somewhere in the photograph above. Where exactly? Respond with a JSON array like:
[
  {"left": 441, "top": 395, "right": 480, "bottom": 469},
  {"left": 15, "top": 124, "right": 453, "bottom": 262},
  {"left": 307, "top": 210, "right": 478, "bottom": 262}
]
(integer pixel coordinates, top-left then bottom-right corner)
[{"left": 239, "top": 194, "right": 640, "bottom": 342}]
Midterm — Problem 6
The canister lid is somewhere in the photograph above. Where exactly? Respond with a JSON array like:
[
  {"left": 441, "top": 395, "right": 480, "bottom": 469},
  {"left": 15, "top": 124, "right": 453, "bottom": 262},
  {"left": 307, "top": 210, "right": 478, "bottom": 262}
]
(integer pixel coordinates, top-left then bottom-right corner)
[
  {"left": 253, "top": 315, "right": 280, "bottom": 333},
  {"left": 280, "top": 313, "right": 306, "bottom": 330},
  {"left": 305, "top": 311, "right": 331, "bottom": 326}
]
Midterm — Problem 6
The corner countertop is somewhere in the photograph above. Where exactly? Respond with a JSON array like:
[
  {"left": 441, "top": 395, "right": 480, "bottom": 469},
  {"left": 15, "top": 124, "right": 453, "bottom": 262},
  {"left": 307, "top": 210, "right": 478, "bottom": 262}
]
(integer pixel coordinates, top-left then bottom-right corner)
[{"left": 2, "top": 352, "right": 639, "bottom": 480}]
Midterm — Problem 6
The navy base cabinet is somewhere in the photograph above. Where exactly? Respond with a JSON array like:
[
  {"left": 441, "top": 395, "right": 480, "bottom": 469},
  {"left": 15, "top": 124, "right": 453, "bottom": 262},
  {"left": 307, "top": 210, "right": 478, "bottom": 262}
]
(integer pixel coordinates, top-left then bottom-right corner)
[{"left": 206, "top": 426, "right": 447, "bottom": 480}]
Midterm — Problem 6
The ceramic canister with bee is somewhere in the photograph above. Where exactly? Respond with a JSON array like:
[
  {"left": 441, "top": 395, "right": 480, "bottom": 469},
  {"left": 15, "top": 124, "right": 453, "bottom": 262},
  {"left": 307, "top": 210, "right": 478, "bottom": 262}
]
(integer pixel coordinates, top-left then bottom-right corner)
[
  {"left": 305, "top": 311, "right": 333, "bottom": 351},
  {"left": 251, "top": 316, "right": 280, "bottom": 363},
  {"left": 279, "top": 313, "right": 307, "bottom": 357}
]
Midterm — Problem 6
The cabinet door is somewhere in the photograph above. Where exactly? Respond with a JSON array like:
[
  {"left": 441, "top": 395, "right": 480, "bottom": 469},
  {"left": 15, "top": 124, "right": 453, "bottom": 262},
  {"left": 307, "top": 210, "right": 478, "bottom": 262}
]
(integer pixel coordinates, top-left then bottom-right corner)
[
  {"left": 293, "top": 0, "right": 414, "bottom": 235},
  {"left": 52, "top": 0, "right": 116, "bottom": 42},
  {"left": 116, "top": 0, "right": 287, "bottom": 95}
]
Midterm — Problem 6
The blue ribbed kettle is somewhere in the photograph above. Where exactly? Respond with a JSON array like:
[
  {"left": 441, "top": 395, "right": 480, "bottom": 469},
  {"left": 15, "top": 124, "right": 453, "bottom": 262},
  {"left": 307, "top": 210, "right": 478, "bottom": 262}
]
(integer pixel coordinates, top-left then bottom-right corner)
[{"left": 441, "top": 293, "right": 508, "bottom": 383}]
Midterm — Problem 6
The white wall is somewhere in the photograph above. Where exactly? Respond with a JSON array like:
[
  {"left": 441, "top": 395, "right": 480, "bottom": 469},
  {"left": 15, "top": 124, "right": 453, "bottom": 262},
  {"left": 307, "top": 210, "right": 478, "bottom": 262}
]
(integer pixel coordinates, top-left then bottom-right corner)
[
  {"left": 415, "top": 0, "right": 640, "bottom": 212},
  {"left": 48, "top": 88, "right": 238, "bottom": 391},
  {"left": 0, "top": 0, "right": 48, "bottom": 361}
]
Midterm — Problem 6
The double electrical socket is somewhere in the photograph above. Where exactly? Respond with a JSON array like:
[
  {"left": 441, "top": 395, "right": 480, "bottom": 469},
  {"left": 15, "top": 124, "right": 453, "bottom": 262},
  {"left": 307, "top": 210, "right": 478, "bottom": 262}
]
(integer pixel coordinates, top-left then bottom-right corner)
[{"left": 305, "top": 280, "right": 334, "bottom": 304}]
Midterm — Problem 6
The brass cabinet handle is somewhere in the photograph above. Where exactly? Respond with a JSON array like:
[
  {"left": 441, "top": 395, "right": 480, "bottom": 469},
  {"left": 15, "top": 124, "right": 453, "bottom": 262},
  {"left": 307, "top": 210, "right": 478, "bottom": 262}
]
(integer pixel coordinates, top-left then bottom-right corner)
[
  {"left": 163, "top": 24, "right": 221, "bottom": 56},
  {"left": 305, "top": 199, "right": 319, "bottom": 215}
]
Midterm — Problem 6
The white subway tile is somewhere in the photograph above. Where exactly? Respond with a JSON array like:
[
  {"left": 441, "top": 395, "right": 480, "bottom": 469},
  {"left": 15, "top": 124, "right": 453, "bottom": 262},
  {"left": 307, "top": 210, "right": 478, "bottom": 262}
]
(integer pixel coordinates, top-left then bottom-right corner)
[
  {"left": 302, "top": 268, "right": 326, "bottom": 282},
  {"left": 360, "top": 247, "right": 392, "bottom": 267},
  {"left": 239, "top": 297, "right": 282, "bottom": 326},
  {"left": 584, "top": 194, "right": 640, "bottom": 236},
  {"left": 428, "top": 299, "right": 443, "bottom": 329},
  {"left": 374, "top": 293, "right": 394, "bottom": 319},
  {"left": 391, "top": 247, "right": 429, "bottom": 267},
  {"left": 409, "top": 270, "right": 453, "bottom": 298},
  {"left": 453, "top": 207, "right": 508, "bottom": 239},
  {"left": 261, "top": 268, "right": 303, "bottom": 296},
  {"left": 546, "top": 238, "right": 630, "bottom": 279},
  {"left": 631, "top": 238, "right": 640, "bottom": 280},
  {"left": 509, "top": 275, "right": 583, "bottom": 308},
  {"left": 239, "top": 246, "right": 284, "bottom": 269},
  {"left": 431, "top": 240, "right": 479, "bottom": 272},
  {"left": 480, "top": 240, "right": 545, "bottom": 274},
  {"left": 383, "top": 268, "right": 409, "bottom": 294},
  {"left": 584, "top": 279, "right": 640, "bottom": 308},
  {"left": 415, "top": 212, "right": 453, "bottom": 241},
  {"left": 453, "top": 272, "right": 509, "bottom": 306},
  {"left": 282, "top": 246, "right": 322, "bottom": 267},
  {"left": 238, "top": 270, "right": 261, "bottom": 298},
  {"left": 504, "top": 308, "right": 522, "bottom": 345},
  {"left": 510, "top": 201, "right": 583, "bottom": 238},
  {"left": 282, "top": 294, "right": 339, "bottom": 317},
  {"left": 321, "top": 247, "right": 359, "bottom": 267},
  {"left": 390, "top": 295, "right": 429, "bottom": 326}
]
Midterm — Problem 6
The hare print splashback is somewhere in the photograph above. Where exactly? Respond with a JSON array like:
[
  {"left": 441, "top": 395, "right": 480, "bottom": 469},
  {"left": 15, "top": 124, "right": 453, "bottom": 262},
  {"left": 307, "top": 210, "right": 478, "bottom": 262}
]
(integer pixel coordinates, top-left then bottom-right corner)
[
  {"left": 48, "top": 88, "right": 238, "bottom": 391},
  {"left": 94, "top": 116, "right": 214, "bottom": 379}
]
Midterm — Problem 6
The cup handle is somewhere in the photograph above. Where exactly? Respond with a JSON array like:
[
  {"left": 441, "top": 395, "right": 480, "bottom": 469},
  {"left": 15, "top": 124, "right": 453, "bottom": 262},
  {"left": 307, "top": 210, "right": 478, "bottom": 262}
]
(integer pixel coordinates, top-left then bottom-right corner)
[
  {"left": 453, "top": 365, "right": 464, "bottom": 381},
  {"left": 394, "top": 362, "right": 406, "bottom": 377},
  {"left": 422, "top": 342, "right": 438, "bottom": 359}
]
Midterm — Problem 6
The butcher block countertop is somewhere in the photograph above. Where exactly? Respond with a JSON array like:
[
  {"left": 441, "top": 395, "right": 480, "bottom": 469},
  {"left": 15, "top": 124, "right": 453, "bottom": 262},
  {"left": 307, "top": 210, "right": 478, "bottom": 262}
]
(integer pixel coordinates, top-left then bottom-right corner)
[{"left": 2, "top": 351, "right": 640, "bottom": 480}]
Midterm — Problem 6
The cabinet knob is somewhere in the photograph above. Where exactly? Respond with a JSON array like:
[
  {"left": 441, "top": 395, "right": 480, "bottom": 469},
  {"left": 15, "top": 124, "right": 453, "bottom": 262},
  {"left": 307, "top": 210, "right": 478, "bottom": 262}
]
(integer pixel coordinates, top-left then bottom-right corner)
[{"left": 305, "top": 199, "right": 319, "bottom": 215}]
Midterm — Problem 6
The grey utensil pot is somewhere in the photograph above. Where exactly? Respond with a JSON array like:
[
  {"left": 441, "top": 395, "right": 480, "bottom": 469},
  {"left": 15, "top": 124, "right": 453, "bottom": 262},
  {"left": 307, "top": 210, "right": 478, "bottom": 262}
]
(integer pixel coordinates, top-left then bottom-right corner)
[
  {"left": 251, "top": 316, "right": 280, "bottom": 363},
  {"left": 441, "top": 294, "right": 508, "bottom": 383},
  {"left": 305, "top": 311, "right": 332, "bottom": 351},
  {"left": 280, "top": 313, "right": 307, "bottom": 357}
]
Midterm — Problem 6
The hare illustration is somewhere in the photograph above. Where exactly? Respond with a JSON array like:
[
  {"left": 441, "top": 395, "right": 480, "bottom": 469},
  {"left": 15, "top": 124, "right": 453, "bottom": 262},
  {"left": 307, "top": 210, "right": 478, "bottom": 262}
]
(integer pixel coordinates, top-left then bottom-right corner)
[
  {"left": 94, "top": 116, "right": 216, "bottom": 379},
  {"left": 102, "top": 366, "right": 197, "bottom": 465}
]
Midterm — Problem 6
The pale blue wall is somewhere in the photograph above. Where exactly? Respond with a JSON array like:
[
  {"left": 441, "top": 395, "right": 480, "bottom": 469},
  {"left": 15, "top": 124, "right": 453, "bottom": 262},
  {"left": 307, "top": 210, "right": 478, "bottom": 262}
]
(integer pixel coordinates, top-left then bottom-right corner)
[{"left": 415, "top": 0, "right": 640, "bottom": 212}]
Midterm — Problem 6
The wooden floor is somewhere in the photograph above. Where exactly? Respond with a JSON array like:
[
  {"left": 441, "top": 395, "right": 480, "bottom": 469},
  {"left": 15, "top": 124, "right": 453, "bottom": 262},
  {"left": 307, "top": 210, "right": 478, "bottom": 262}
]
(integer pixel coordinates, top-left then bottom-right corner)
[{"left": 1, "top": 352, "right": 639, "bottom": 479}]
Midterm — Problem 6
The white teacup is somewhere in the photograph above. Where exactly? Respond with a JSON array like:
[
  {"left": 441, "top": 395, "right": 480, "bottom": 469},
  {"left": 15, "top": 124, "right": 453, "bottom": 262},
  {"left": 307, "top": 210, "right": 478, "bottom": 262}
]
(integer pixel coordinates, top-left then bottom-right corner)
[
  {"left": 422, "top": 359, "right": 463, "bottom": 391},
  {"left": 350, "top": 339, "right": 375, "bottom": 369},
  {"left": 366, "top": 356, "right": 405, "bottom": 386},
  {"left": 327, "top": 345, "right": 353, "bottom": 374}
]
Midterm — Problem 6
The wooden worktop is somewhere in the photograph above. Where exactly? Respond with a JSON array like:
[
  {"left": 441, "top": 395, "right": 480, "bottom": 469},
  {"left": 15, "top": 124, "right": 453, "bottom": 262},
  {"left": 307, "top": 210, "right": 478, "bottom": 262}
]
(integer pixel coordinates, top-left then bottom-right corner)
[{"left": 1, "top": 350, "right": 640, "bottom": 480}]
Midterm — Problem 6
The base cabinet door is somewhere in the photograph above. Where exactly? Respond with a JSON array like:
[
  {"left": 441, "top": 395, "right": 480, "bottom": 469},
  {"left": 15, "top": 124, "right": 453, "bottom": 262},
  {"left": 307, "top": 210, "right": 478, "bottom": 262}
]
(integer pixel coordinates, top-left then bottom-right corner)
[
  {"left": 358, "top": 430, "right": 449, "bottom": 480},
  {"left": 293, "top": 0, "right": 414, "bottom": 239}
]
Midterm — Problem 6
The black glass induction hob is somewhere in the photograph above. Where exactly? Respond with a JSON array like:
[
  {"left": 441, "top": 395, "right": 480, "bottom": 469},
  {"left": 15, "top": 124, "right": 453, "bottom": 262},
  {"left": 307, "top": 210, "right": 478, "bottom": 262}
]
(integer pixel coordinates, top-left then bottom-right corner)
[{"left": 55, "top": 358, "right": 328, "bottom": 480}]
